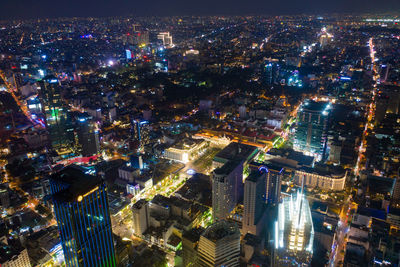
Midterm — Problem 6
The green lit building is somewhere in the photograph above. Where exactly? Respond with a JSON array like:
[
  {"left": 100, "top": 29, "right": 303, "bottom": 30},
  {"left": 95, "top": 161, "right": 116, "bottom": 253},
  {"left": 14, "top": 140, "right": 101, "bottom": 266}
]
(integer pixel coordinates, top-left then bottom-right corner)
[
  {"left": 294, "top": 100, "right": 331, "bottom": 161},
  {"left": 38, "top": 77, "right": 74, "bottom": 150}
]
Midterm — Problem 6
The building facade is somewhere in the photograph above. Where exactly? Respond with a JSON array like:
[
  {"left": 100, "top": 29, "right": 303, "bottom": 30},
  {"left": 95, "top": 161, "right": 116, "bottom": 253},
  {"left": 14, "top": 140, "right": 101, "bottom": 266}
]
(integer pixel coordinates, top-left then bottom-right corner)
[
  {"left": 50, "top": 166, "right": 116, "bottom": 267},
  {"left": 197, "top": 220, "right": 240, "bottom": 267},
  {"left": 274, "top": 191, "right": 314, "bottom": 266},
  {"left": 38, "top": 78, "right": 74, "bottom": 150},
  {"left": 294, "top": 100, "right": 331, "bottom": 161},
  {"left": 294, "top": 166, "right": 347, "bottom": 191},
  {"left": 131, "top": 119, "right": 150, "bottom": 152},
  {"left": 76, "top": 115, "right": 100, "bottom": 157},
  {"left": 212, "top": 160, "right": 243, "bottom": 221},
  {"left": 0, "top": 244, "right": 31, "bottom": 267},
  {"left": 157, "top": 32, "right": 173, "bottom": 47},
  {"left": 132, "top": 199, "right": 149, "bottom": 236},
  {"left": 263, "top": 163, "right": 283, "bottom": 204},
  {"left": 242, "top": 170, "right": 266, "bottom": 236},
  {"left": 164, "top": 139, "right": 207, "bottom": 163}
]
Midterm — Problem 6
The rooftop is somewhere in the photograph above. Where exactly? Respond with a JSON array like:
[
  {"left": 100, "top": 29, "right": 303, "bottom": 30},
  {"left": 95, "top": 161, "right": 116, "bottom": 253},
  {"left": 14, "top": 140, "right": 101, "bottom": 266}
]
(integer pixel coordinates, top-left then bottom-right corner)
[
  {"left": 301, "top": 100, "right": 331, "bottom": 113},
  {"left": 214, "top": 142, "right": 258, "bottom": 163},
  {"left": 169, "top": 138, "right": 204, "bottom": 150},
  {"left": 249, "top": 161, "right": 284, "bottom": 173},
  {"left": 0, "top": 240, "right": 24, "bottom": 264},
  {"left": 183, "top": 227, "right": 204, "bottom": 243},
  {"left": 267, "top": 148, "right": 314, "bottom": 167},
  {"left": 213, "top": 160, "right": 241, "bottom": 176},
  {"left": 133, "top": 199, "right": 148, "bottom": 210},
  {"left": 202, "top": 220, "right": 239, "bottom": 242},
  {"left": 356, "top": 206, "right": 387, "bottom": 221},
  {"left": 246, "top": 170, "right": 265, "bottom": 183},
  {"left": 298, "top": 163, "right": 346, "bottom": 178},
  {"left": 51, "top": 165, "right": 102, "bottom": 203}
]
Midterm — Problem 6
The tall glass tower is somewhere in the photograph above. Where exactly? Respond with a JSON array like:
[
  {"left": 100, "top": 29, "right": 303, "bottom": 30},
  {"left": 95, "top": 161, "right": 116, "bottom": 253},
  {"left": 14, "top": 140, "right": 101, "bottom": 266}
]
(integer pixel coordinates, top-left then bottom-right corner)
[
  {"left": 76, "top": 114, "right": 100, "bottom": 157},
  {"left": 38, "top": 77, "right": 74, "bottom": 150},
  {"left": 294, "top": 100, "right": 331, "bottom": 161},
  {"left": 50, "top": 165, "right": 116, "bottom": 267}
]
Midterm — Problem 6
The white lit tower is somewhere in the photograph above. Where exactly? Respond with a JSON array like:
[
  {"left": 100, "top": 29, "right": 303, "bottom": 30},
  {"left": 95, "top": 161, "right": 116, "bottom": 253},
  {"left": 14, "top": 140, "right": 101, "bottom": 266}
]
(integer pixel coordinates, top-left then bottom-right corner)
[
  {"left": 319, "top": 27, "right": 333, "bottom": 48},
  {"left": 274, "top": 183, "right": 314, "bottom": 266}
]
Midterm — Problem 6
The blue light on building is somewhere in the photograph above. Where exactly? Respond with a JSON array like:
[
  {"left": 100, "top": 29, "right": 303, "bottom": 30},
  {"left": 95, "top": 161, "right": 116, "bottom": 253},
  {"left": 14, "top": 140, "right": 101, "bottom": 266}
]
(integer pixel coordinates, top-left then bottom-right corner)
[{"left": 50, "top": 165, "right": 116, "bottom": 267}]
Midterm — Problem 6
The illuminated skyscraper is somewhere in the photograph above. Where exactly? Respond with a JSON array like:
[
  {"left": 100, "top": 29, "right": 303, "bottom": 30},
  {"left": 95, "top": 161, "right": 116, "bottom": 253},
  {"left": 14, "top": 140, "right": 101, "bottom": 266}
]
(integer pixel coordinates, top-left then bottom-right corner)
[
  {"left": 131, "top": 119, "right": 150, "bottom": 152},
  {"left": 294, "top": 100, "right": 331, "bottom": 161},
  {"left": 392, "top": 177, "right": 400, "bottom": 207},
  {"left": 212, "top": 160, "right": 243, "bottom": 221},
  {"left": 38, "top": 77, "right": 74, "bottom": 150},
  {"left": 274, "top": 191, "right": 314, "bottom": 266},
  {"left": 265, "top": 62, "right": 279, "bottom": 84},
  {"left": 50, "top": 165, "right": 116, "bottom": 267},
  {"left": 76, "top": 114, "right": 100, "bottom": 157},
  {"left": 157, "top": 32, "right": 173, "bottom": 47},
  {"left": 197, "top": 220, "right": 240, "bottom": 267},
  {"left": 319, "top": 27, "right": 333, "bottom": 48},
  {"left": 242, "top": 170, "right": 266, "bottom": 235},
  {"left": 264, "top": 163, "right": 284, "bottom": 204}
]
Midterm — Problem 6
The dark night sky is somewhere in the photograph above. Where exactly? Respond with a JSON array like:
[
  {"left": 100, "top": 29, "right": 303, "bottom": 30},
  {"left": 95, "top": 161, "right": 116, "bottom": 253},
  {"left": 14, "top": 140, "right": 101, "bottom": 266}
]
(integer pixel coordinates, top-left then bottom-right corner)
[{"left": 1, "top": 0, "right": 400, "bottom": 20}]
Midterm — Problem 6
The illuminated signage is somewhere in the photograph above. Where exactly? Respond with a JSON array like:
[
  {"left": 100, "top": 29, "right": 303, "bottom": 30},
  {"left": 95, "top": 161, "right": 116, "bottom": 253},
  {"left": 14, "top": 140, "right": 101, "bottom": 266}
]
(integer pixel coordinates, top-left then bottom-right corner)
[{"left": 77, "top": 186, "right": 99, "bottom": 201}]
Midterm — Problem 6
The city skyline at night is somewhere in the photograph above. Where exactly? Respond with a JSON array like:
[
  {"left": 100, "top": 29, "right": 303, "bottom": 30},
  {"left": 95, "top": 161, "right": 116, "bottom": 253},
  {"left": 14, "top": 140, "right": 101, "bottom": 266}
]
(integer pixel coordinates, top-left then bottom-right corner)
[{"left": 0, "top": 5, "right": 400, "bottom": 267}]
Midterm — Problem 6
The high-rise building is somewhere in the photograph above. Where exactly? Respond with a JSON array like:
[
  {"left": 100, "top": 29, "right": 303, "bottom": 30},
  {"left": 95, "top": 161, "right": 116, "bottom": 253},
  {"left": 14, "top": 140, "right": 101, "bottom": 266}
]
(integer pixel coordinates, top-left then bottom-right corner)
[
  {"left": 294, "top": 100, "right": 332, "bottom": 161},
  {"left": 182, "top": 228, "right": 203, "bottom": 267},
  {"left": 264, "top": 163, "right": 284, "bottom": 204},
  {"left": 38, "top": 77, "right": 74, "bottom": 150},
  {"left": 274, "top": 191, "right": 314, "bottom": 266},
  {"left": 157, "top": 32, "right": 173, "bottom": 47},
  {"left": 133, "top": 31, "right": 149, "bottom": 46},
  {"left": 242, "top": 170, "right": 266, "bottom": 236},
  {"left": 196, "top": 220, "right": 240, "bottom": 267},
  {"left": 238, "top": 105, "right": 247, "bottom": 119},
  {"left": 50, "top": 165, "right": 116, "bottom": 267},
  {"left": 123, "top": 29, "right": 149, "bottom": 47},
  {"left": 0, "top": 239, "right": 31, "bottom": 267},
  {"left": 319, "top": 27, "right": 333, "bottom": 48},
  {"left": 392, "top": 177, "right": 400, "bottom": 207},
  {"left": 132, "top": 199, "right": 149, "bottom": 236},
  {"left": 76, "top": 114, "right": 100, "bottom": 157},
  {"left": 212, "top": 160, "right": 243, "bottom": 221},
  {"left": 131, "top": 119, "right": 150, "bottom": 152},
  {"left": 265, "top": 62, "right": 279, "bottom": 84}
]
